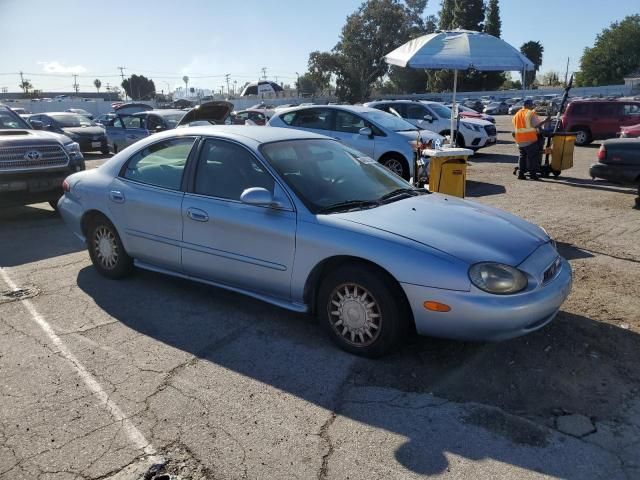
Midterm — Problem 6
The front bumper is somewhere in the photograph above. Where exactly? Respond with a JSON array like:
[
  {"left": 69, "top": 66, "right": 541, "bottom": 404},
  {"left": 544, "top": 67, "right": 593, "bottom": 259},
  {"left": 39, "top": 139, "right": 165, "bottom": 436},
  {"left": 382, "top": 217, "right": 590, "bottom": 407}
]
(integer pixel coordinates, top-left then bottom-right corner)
[
  {"left": 402, "top": 256, "right": 572, "bottom": 341},
  {"left": 74, "top": 136, "right": 108, "bottom": 152},
  {"left": 0, "top": 166, "right": 84, "bottom": 207}
]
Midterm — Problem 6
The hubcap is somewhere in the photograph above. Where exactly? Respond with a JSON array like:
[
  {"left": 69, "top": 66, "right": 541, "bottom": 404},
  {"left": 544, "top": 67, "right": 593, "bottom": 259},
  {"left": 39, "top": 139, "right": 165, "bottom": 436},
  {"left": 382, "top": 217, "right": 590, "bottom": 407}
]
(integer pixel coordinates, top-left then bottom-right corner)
[
  {"left": 328, "top": 283, "right": 381, "bottom": 347},
  {"left": 576, "top": 131, "right": 587, "bottom": 144},
  {"left": 383, "top": 159, "right": 404, "bottom": 177},
  {"left": 93, "top": 226, "right": 119, "bottom": 269}
]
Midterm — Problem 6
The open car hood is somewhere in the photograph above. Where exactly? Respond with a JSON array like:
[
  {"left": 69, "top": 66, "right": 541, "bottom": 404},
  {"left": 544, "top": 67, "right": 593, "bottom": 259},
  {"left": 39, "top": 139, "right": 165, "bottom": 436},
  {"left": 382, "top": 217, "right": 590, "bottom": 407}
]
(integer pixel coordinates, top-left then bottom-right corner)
[{"left": 177, "top": 101, "right": 234, "bottom": 126}]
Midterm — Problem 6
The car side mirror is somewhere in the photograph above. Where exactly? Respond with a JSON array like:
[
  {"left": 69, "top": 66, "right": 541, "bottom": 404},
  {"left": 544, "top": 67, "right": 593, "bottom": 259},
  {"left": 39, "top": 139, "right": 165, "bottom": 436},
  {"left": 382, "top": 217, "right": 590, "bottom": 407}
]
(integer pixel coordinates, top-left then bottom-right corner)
[
  {"left": 423, "top": 114, "right": 434, "bottom": 122},
  {"left": 240, "top": 187, "right": 281, "bottom": 208},
  {"left": 30, "top": 120, "right": 43, "bottom": 130},
  {"left": 359, "top": 127, "right": 373, "bottom": 137},
  {"left": 154, "top": 125, "right": 165, "bottom": 132}
]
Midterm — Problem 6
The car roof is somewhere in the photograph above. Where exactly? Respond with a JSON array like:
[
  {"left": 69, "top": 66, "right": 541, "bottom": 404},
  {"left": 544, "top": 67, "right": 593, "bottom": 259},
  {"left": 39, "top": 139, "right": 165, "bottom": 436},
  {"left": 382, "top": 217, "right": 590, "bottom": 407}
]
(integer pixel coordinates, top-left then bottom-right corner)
[
  {"left": 274, "top": 104, "right": 378, "bottom": 115},
  {"left": 163, "top": 125, "right": 330, "bottom": 144}
]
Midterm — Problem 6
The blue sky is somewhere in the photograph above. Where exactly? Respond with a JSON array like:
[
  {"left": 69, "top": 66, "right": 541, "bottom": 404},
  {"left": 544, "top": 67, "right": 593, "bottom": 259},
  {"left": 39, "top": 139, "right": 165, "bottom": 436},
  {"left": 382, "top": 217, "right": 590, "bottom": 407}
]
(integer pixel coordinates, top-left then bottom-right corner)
[{"left": 0, "top": 0, "right": 637, "bottom": 92}]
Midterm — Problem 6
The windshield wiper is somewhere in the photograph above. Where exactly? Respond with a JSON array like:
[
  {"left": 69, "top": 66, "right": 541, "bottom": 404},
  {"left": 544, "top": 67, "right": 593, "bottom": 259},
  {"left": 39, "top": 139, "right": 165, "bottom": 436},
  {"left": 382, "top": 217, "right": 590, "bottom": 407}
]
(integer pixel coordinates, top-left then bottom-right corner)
[
  {"left": 379, "top": 188, "right": 426, "bottom": 203},
  {"left": 318, "top": 200, "right": 380, "bottom": 214}
]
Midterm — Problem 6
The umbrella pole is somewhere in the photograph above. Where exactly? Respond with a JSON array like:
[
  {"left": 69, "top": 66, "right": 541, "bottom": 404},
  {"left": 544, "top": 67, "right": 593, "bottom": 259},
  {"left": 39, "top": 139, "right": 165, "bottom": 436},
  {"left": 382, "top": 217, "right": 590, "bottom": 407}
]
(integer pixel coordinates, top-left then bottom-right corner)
[{"left": 451, "top": 69, "right": 458, "bottom": 147}]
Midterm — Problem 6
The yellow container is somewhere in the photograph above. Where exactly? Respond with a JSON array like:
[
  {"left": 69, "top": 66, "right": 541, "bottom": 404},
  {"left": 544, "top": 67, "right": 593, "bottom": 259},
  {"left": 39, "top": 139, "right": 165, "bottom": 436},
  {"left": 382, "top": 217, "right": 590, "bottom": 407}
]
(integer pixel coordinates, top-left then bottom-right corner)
[
  {"left": 424, "top": 148, "right": 473, "bottom": 198},
  {"left": 551, "top": 134, "right": 575, "bottom": 172}
]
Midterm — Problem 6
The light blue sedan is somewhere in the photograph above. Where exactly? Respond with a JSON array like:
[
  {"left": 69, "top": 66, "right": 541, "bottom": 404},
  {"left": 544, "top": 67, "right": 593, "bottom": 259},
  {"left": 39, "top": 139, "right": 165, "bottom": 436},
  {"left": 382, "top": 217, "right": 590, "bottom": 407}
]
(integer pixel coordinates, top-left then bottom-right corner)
[{"left": 58, "top": 126, "right": 572, "bottom": 357}]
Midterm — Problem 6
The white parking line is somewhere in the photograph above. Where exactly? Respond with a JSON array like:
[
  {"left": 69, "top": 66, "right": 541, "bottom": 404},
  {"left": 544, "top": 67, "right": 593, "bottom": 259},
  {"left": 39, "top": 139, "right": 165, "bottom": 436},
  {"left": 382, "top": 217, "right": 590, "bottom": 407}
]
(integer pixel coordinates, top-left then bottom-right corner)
[{"left": 0, "top": 267, "right": 160, "bottom": 461}]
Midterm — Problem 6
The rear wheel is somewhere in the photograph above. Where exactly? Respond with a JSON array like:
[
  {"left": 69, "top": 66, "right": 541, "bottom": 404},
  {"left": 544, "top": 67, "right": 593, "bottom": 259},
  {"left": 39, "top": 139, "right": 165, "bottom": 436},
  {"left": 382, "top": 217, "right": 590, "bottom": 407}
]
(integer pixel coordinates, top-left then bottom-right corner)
[
  {"left": 380, "top": 155, "right": 409, "bottom": 180},
  {"left": 574, "top": 128, "right": 592, "bottom": 146},
  {"left": 317, "top": 264, "right": 407, "bottom": 357},
  {"left": 101, "top": 147, "right": 110, "bottom": 155},
  {"left": 86, "top": 215, "right": 133, "bottom": 279}
]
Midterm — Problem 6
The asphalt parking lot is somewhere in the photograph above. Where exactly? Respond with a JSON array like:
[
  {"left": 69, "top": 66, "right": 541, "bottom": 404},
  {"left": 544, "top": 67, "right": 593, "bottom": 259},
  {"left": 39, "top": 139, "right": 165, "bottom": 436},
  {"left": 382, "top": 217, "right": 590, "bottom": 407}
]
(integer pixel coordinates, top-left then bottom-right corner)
[{"left": 1, "top": 119, "right": 639, "bottom": 480}]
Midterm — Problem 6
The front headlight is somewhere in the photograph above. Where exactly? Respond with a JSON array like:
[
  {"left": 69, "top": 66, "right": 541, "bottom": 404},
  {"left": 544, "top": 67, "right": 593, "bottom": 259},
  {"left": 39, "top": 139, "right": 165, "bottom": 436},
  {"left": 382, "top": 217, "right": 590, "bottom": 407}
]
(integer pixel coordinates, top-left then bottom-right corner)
[
  {"left": 469, "top": 262, "right": 528, "bottom": 294},
  {"left": 462, "top": 122, "right": 481, "bottom": 132},
  {"left": 64, "top": 142, "right": 82, "bottom": 160}
]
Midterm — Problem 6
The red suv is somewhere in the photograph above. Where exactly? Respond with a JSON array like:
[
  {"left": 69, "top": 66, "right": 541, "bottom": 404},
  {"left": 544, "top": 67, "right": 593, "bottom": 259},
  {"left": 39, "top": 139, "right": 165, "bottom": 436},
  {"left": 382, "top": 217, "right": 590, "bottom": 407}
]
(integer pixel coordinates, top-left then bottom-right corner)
[{"left": 561, "top": 100, "right": 640, "bottom": 146}]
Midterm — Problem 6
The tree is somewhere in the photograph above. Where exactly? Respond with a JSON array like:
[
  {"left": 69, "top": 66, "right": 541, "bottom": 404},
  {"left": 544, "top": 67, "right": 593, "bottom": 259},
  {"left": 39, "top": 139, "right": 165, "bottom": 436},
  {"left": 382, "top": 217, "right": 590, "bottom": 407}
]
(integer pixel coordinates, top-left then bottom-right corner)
[
  {"left": 93, "top": 79, "right": 102, "bottom": 93},
  {"left": 484, "top": 0, "right": 501, "bottom": 37},
  {"left": 121, "top": 74, "right": 156, "bottom": 100},
  {"left": 540, "top": 71, "right": 562, "bottom": 87},
  {"left": 452, "top": 0, "right": 484, "bottom": 31},
  {"left": 520, "top": 41, "right": 544, "bottom": 87},
  {"left": 577, "top": 15, "right": 640, "bottom": 86},
  {"left": 439, "top": 0, "right": 455, "bottom": 29},
  {"left": 19, "top": 78, "right": 33, "bottom": 95},
  {"left": 296, "top": 73, "right": 321, "bottom": 96}
]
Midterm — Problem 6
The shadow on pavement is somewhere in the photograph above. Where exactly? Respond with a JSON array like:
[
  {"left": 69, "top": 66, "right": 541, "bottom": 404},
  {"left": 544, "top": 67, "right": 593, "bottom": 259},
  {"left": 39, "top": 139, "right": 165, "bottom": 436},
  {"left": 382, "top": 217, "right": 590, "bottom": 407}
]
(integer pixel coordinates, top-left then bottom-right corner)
[
  {"left": 0, "top": 205, "right": 84, "bottom": 267},
  {"left": 544, "top": 176, "right": 638, "bottom": 195},
  {"left": 466, "top": 180, "right": 507, "bottom": 197},
  {"left": 76, "top": 266, "right": 640, "bottom": 477},
  {"left": 470, "top": 153, "right": 517, "bottom": 164}
]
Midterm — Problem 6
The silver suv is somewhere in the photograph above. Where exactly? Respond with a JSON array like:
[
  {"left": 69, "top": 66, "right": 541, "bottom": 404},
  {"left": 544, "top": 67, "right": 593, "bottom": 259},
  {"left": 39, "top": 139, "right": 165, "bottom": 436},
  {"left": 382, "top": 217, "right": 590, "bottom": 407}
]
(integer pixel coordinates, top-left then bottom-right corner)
[
  {"left": 268, "top": 105, "right": 443, "bottom": 180},
  {"left": 0, "top": 105, "right": 84, "bottom": 209}
]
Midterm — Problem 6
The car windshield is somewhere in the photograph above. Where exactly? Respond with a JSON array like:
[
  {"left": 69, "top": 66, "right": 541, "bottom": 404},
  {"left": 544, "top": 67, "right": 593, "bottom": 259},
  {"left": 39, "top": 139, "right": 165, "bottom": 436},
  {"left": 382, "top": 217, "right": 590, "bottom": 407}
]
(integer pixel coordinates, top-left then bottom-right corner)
[
  {"left": 428, "top": 103, "right": 453, "bottom": 118},
  {"left": 261, "top": 139, "right": 422, "bottom": 213},
  {"left": 160, "top": 113, "right": 185, "bottom": 128},
  {"left": 0, "top": 107, "right": 31, "bottom": 129},
  {"left": 51, "top": 114, "right": 94, "bottom": 127},
  {"left": 360, "top": 110, "right": 417, "bottom": 132}
]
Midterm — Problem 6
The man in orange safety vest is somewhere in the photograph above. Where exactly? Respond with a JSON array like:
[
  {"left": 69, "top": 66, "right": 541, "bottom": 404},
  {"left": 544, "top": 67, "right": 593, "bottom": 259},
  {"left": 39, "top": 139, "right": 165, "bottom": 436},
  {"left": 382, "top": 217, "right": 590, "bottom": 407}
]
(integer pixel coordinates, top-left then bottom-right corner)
[{"left": 512, "top": 99, "right": 549, "bottom": 180}]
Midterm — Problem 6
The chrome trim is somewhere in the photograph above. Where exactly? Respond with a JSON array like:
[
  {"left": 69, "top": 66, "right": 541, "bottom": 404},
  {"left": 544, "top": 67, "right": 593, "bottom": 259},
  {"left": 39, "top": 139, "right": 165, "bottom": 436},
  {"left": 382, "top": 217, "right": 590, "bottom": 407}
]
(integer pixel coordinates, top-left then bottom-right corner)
[{"left": 0, "top": 143, "right": 70, "bottom": 172}]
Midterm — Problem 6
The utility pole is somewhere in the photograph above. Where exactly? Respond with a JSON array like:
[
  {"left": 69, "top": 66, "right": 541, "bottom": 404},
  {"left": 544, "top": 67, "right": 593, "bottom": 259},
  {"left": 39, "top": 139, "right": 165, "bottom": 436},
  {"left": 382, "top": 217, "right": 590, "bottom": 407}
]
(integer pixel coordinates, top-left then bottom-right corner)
[
  {"left": 261, "top": 67, "right": 267, "bottom": 81},
  {"left": 224, "top": 74, "right": 230, "bottom": 96},
  {"left": 118, "top": 66, "right": 127, "bottom": 100},
  {"left": 295, "top": 72, "right": 300, "bottom": 97},
  {"left": 72, "top": 74, "right": 79, "bottom": 93},
  {"left": 564, "top": 57, "right": 570, "bottom": 87},
  {"left": 106, "top": 83, "right": 111, "bottom": 102}
]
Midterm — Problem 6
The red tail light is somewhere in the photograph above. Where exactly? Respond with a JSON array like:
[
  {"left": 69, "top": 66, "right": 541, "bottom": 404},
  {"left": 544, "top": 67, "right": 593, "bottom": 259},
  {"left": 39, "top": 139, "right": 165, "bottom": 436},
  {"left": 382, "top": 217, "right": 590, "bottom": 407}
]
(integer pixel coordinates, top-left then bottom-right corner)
[
  {"left": 62, "top": 178, "right": 70, "bottom": 192},
  {"left": 597, "top": 145, "right": 606, "bottom": 162}
]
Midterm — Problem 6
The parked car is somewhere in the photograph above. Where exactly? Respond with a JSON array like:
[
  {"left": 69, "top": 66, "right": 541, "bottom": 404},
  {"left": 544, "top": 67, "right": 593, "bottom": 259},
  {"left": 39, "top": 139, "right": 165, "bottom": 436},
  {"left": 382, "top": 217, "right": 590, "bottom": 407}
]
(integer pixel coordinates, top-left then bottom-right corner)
[
  {"left": 560, "top": 100, "right": 640, "bottom": 146},
  {"left": 364, "top": 100, "right": 496, "bottom": 151},
  {"left": 57, "top": 125, "right": 571, "bottom": 357},
  {"left": 28, "top": 112, "right": 108, "bottom": 154},
  {"left": 483, "top": 102, "right": 509, "bottom": 115},
  {"left": 446, "top": 104, "right": 496, "bottom": 124},
  {"left": 10, "top": 107, "right": 30, "bottom": 115},
  {"left": 65, "top": 108, "right": 94, "bottom": 120},
  {"left": 94, "top": 113, "right": 117, "bottom": 126},
  {"left": 508, "top": 102, "right": 524, "bottom": 115},
  {"left": 590, "top": 139, "right": 640, "bottom": 189},
  {"left": 463, "top": 99, "right": 484, "bottom": 113},
  {"left": 230, "top": 109, "right": 269, "bottom": 126},
  {"left": 619, "top": 123, "right": 640, "bottom": 138},
  {"left": 0, "top": 104, "right": 84, "bottom": 209},
  {"left": 268, "top": 104, "right": 443, "bottom": 180},
  {"left": 106, "top": 102, "right": 233, "bottom": 152}
]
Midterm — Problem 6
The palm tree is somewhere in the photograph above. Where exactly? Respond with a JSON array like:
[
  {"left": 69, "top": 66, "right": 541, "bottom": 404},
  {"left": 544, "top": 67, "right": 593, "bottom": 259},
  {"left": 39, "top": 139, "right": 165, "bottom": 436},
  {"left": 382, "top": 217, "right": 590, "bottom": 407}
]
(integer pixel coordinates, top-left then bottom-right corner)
[
  {"left": 182, "top": 75, "right": 189, "bottom": 96},
  {"left": 19, "top": 79, "right": 33, "bottom": 95},
  {"left": 94, "top": 79, "right": 102, "bottom": 93},
  {"left": 520, "top": 41, "right": 544, "bottom": 87}
]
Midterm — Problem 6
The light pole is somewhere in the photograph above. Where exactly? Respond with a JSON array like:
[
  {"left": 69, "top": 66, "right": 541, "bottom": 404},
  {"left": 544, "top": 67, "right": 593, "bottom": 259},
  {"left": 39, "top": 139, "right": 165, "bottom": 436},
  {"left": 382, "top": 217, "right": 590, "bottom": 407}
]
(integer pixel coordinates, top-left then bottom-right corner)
[{"left": 295, "top": 72, "right": 300, "bottom": 97}]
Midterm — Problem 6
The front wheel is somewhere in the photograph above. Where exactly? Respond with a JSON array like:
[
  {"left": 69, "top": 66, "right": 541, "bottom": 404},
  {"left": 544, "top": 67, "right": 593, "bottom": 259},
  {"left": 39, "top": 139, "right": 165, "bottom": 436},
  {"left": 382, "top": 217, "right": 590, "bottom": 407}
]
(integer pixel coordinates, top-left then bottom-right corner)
[
  {"left": 87, "top": 216, "right": 133, "bottom": 279},
  {"left": 317, "top": 264, "right": 407, "bottom": 357},
  {"left": 574, "top": 129, "right": 591, "bottom": 146},
  {"left": 380, "top": 155, "right": 409, "bottom": 180}
]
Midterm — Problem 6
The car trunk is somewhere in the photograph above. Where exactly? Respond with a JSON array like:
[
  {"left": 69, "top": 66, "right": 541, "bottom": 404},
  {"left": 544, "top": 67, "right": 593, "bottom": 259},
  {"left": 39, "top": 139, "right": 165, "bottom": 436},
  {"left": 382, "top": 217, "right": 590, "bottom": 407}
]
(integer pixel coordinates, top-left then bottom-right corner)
[{"left": 177, "top": 101, "right": 234, "bottom": 126}]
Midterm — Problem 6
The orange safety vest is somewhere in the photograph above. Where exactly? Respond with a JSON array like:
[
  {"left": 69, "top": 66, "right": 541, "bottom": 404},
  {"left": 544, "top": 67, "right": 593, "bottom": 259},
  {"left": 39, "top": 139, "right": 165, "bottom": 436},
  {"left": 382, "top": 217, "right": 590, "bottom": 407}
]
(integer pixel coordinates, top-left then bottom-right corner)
[{"left": 513, "top": 108, "right": 539, "bottom": 144}]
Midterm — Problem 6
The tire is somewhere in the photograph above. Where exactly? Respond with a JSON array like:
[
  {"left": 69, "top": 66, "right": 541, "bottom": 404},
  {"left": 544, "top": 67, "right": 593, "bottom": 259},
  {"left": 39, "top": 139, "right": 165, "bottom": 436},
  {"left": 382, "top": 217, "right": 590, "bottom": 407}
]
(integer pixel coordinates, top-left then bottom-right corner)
[
  {"left": 101, "top": 147, "right": 110, "bottom": 155},
  {"left": 48, "top": 197, "right": 61, "bottom": 212},
  {"left": 552, "top": 170, "right": 561, "bottom": 177},
  {"left": 112, "top": 144, "right": 119, "bottom": 154},
  {"left": 574, "top": 128, "right": 592, "bottom": 146},
  {"left": 86, "top": 215, "right": 133, "bottom": 279},
  {"left": 317, "top": 263, "right": 408, "bottom": 357},
  {"left": 380, "top": 155, "right": 409, "bottom": 180}
]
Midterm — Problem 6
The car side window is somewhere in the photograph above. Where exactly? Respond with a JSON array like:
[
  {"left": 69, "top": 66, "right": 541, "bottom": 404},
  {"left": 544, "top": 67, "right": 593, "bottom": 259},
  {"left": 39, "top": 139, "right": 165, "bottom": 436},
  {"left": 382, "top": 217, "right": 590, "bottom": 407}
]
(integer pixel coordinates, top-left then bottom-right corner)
[
  {"left": 570, "top": 104, "right": 589, "bottom": 116},
  {"left": 593, "top": 103, "right": 621, "bottom": 118},
  {"left": 335, "top": 110, "right": 366, "bottom": 133},
  {"left": 406, "top": 104, "right": 427, "bottom": 120},
  {"left": 194, "top": 139, "right": 275, "bottom": 201},
  {"left": 122, "top": 137, "right": 195, "bottom": 190},
  {"left": 624, "top": 104, "right": 640, "bottom": 116},
  {"left": 280, "top": 112, "right": 296, "bottom": 125},
  {"left": 292, "top": 108, "right": 333, "bottom": 130},
  {"left": 122, "top": 115, "right": 145, "bottom": 129},
  {"left": 146, "top": 115, "right": 163, "bottom": 130},
  {"left": 40, "top": 116, "right": 52, "bottom": 128}
]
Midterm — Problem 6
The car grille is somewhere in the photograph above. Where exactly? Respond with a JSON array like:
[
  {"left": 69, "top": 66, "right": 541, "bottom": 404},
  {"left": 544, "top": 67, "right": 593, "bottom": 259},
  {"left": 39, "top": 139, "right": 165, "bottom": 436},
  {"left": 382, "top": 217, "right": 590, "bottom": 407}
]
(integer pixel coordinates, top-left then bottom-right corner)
[
  {"left": 0, "top": 144, "right": 69, "bottom": 172},
  {"left": 542, "top": 257, "right": 561, "bottom": 284},
  {"left": 484, "top": 124, "right": 497, "bottom": 136}
]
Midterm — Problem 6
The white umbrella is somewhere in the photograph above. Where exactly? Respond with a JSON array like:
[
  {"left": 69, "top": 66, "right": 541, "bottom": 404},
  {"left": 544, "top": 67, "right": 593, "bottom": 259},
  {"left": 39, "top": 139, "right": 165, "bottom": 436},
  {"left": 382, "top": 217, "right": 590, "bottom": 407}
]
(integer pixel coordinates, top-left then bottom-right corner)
[
  {"left": 385, "top": 29, "right": 534, "bottom": 145},
  {"left": 240, "top": 80, "right": 284, "bottom": 97}
]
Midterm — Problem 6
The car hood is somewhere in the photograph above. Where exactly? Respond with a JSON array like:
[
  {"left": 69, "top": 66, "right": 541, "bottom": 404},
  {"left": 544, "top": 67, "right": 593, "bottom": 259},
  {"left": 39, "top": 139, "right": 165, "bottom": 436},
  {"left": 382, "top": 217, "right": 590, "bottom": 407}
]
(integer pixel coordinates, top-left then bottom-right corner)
[
  {"left": 396, "top": 129, "right": 444, "bottom": 142},
  {"left": 0, "top": 129, "right": 70, "bottom": 146},
  {"left": 62, "top": 126, "right": 106, "bottom": 136},
  {"left": 459, "top": 117, "right": 492, "bottom": 127},
  {"left": 178, "top": 101, "right": 234, "bottom": 126},
  {"left": 331, "top": 194, "right": 549, "bottom": 266}
]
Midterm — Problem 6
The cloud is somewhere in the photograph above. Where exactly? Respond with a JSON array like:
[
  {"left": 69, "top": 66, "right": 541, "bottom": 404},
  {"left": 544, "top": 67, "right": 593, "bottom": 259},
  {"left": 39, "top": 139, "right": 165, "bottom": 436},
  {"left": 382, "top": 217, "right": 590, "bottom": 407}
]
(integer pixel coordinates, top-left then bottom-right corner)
[{"left": 38, "top": 61, "right": 87, "bottom": 75}]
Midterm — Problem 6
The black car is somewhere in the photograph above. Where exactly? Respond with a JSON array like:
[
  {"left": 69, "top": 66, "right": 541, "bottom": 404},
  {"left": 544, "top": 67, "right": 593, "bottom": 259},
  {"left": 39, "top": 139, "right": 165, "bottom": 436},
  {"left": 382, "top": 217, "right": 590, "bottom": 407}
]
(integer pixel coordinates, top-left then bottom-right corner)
[
  {"left": 28, "top": 112, "right": 109, "bottom": 154},
  {"left": 0, "top": 105, "right": 85, "bottom": 209},
  {"left": 590, "top": 139, "right": 640, "bottom": 205}
]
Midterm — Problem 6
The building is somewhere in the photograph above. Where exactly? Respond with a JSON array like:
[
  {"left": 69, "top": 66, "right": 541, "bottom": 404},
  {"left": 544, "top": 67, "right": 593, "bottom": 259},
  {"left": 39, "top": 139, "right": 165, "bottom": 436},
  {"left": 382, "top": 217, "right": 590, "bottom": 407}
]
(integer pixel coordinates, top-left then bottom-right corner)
[{"left": 624, "top": 71, "right": 640, "bottom": 92}]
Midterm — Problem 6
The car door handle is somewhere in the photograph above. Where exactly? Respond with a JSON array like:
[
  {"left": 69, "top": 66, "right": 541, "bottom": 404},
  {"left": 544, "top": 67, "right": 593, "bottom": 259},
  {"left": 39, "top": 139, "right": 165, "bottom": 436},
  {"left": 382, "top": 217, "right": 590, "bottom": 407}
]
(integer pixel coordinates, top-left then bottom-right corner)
[
  {"left": 186, "top": 207, "right": 209, "bottom": 222},
  {"left": 109, "top": 190, "right": 125, "bottom": 203}
]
